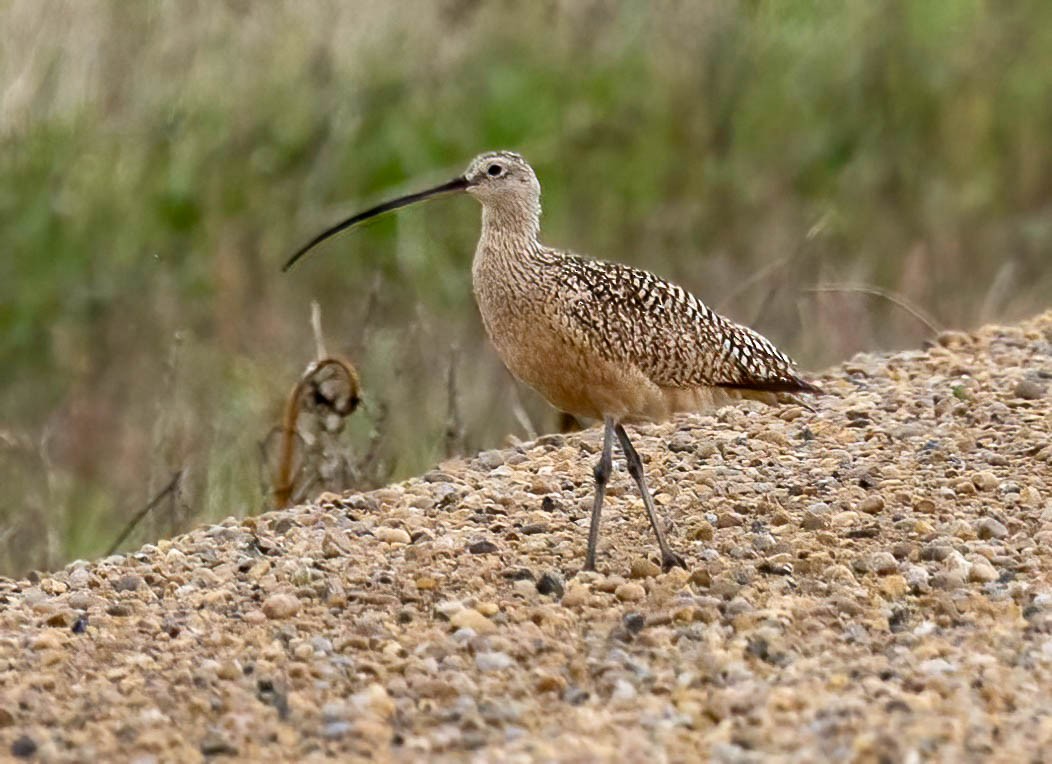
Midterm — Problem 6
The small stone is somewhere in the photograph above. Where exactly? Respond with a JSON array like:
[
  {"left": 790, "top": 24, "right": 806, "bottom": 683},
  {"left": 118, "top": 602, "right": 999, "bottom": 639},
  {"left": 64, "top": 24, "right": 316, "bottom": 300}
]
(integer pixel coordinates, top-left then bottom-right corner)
[
  {"left": 976, "top": 518, "right": 1008, "bottom": 540},
  {"left": 467, "top": 540, "right": 500, "bottom": 555},
  {"left": 477, "top": 450, "right": 505, "bottom": 469},
  {"left": 968, "top": 560, "right": 998, "bottom": 583},
  {"left": 475, "top": 651, "right": 513, "bottom": 671},
  {"left": 350, "top": 683, "right": 395, "bottom": 719},
  {"left": 536, "top": 573, "right": 564, "bottom": 598},
  {"left": 322, "top": 531, "right": 351, "bottom": 558},
  {"left": 623, "top": 612, "right": 646, "bottom": 634},
  {"left": 536, "top": 674, "right": 567, "bottom": 693},
  {"left": 611, "top": 678, "right": 638, "bottom": 701},
  {"left": 802, "top": 512, "right": 829, "bottom": 531},
  {"left": 689, "top": 524, "right": 715, "bottom": 541},
  {"left": 912, "top": 498, "right": 936, "bottom": 514},
  {"left": 45, "top": 611, "right": 72, "bottom": 628},
  {"left": 972, "top": 471, "right": 999, "bottom": 491},
  {"left": 668, "top": 433, "right": 695, "bottom": 452},
  {"left": 614, "top": 583, "right": 646, "bottom": 602},
  {"left": 920, "top": 658, "right": 956, "bottom": 676},
  {"left": 689, "top": 569, "right": 712, "bottom": 587},
  {"left": 932, "top": 571, "right": 965, "bottom": 591},
  {"left": 262, "top": 593, "right": 300, "bottom": 620},
  {"left": 920, "top": 544, "right": 952, "bottom": 562},
  {"left": 717, "top": 512, "right": 743, "bottom": 528},
  {"left": 11, "top": 735, "right": 36, "bottom": 759},
  {"left": 859, "top": 496, "right": 885, "bottom": 514},
  {"left": 113, "top": 574, "right": 144, "bottom": 592},
  {"left": 68, "top": 568, "right": 92, "bottom": 589},
  {"left": 904, "top": 566, "right": 931, "bottom": 593},
  {"left": 435, "top": 600, "right": 463, "bottom": 619},
  {"left": 1013, "top": 379, "right": 1046, "bottom": 400},
  {"left": 200, "top": 730, "right": 238, "bottom": 756},
  {"left": 375, "top": 527, "right": 411, "bottom": 545},
  {"left": 450, "top": 608, "right": 496, "bottom": 635},
  {"left": 560, "top": 585, "right": 589, "bottom": 607},
  {"left": 323, "top": 721, "right": 353, "bottom": 740},
  {"left": 1020, "top": 486, "right": 1042, "bottom": 508},
  {"left": 629, "top": 559, "right": 661, "bottom": 579},
  {"left": 879, "top": 575, "right": 908, "bottom": 599},
  {"left": 869, "top": 552, "right": 899, "bottom": 576}
]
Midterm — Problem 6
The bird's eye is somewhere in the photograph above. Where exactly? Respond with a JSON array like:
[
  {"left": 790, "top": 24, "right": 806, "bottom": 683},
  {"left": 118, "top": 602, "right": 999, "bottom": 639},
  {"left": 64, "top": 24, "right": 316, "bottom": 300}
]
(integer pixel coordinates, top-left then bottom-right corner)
[{"left": 486, "top": 164, "right": 503, "bottom": 177}]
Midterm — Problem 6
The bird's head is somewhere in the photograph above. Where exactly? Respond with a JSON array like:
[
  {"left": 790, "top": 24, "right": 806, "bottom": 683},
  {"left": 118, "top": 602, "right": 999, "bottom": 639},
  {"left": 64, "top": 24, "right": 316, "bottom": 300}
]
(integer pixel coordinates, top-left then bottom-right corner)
[{"left": 282, "top": 150, "right": 539, "bottom": 271}]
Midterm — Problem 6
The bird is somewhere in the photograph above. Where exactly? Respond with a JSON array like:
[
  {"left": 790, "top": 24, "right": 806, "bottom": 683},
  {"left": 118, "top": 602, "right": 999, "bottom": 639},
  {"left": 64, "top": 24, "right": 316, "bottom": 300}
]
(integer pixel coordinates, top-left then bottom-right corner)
[{"left": 284, "top": 151, "right": 821, "bottom": 572}]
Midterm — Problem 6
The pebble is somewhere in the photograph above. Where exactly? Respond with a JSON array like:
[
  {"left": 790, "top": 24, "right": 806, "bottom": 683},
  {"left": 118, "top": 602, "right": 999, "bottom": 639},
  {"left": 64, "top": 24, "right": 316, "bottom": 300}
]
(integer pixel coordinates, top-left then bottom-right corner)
[
  {"left": 611, "top": 678, "right": 638, "bottom": 701},
  {"left": 375, "top": 527, "right": 411, "bottom": 544},
  {"left": 11, "top": 735, "right": 37, "bottom": 759},
  {"left": 717, "top": 512, "right": 744, "bottom": 528},
  {"left": 536, "top": 572, "right": 565, "bottom": 598},
  {"left": 869, "top": 552, "right": 899, "bottom": 575},
  {"left": 904, "top": 566, "right": 931, "bottom": 593},
  {"left": 972, "top": 471, "right": 999, "bottom": 491},
  {"left": 920, "top": 658, "right": 956, "bottom": 676},
  {"left": 614, "top": 583, "right": 646, "bottom": 602},
  {"left": 858, "top": 496, "right": 885, "bottom": 514},
  {"left": 113, "top": 574, "right": 144, "bottom": 592},
  {"left": 477, "top": 450, "right": 505, "bottom": 469},
  {"left": 1013, "top": 379, "right": 1046, "bottom": 400},
  {"left": 475, "top": 652, "right": 514, "bottom": 672},
  {"left": 629, "top": 559, "right": 661, "bottom": 579},
  {"left": 976, "top": 518, "right": 1008, "bottom": 540},
  {"left": 932, "top": 571, "right": 965, "bottom": 591},
  {"left": 561, "top": 585, "right": 590, "bottom": 607},
  {"left": 450, "top": 608, "right": 496, "bottom": 635},
  {"left": 968, "top": 560, "right": 999, "bottom": 583},
  {"left": 261, "top": 593, "right": 300, "bottom": 619}
]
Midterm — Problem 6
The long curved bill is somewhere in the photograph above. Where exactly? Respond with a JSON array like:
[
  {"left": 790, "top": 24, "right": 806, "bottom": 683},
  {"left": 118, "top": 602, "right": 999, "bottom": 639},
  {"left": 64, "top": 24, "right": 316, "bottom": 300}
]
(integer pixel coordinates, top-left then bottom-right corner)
[{"left": 282, "top": 176, "right": 471, "bottom": 272}]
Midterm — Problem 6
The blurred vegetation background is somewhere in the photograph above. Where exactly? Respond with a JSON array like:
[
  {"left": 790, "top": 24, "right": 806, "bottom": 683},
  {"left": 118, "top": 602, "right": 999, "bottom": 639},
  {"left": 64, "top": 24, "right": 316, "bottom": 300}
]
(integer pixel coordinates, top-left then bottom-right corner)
[{"left": 1, "top": 0, "right": 1050, "bottom": 576}]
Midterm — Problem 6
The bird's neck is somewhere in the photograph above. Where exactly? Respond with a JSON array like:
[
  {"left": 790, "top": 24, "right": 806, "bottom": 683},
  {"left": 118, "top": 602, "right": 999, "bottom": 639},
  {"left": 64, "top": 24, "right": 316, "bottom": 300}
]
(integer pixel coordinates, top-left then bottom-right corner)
[{"left": 475, "top": 203, "right": 543, "bottom": 273}]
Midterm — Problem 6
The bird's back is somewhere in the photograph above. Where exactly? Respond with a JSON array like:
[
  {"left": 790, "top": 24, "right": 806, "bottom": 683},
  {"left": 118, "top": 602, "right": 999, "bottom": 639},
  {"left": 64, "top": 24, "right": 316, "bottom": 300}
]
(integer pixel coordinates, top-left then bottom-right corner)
[{"left": 474, "top": 245, "right": 818, "bottom": 422}]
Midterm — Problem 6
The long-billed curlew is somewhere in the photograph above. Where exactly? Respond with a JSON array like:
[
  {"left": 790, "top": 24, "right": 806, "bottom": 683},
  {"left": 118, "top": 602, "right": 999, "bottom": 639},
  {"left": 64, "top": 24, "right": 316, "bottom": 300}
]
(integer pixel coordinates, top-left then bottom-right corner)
[{"left": 284, "top": 151, "right": 821, "bottom": 572}]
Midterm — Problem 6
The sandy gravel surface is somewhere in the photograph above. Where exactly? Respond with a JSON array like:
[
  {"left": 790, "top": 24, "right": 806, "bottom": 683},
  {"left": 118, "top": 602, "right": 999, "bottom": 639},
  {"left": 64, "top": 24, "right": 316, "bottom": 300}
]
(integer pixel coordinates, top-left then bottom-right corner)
[{"left": 1, "top": 311, "right": 1051, "bottom": 763}]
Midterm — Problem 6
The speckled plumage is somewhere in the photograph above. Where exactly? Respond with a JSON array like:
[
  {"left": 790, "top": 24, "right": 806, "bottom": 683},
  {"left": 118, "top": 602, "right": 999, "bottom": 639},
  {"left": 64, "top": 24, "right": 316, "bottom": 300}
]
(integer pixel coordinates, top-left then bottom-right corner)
[
  {"left": 287, "top": 149, "right": 821, "bottom": 571},
  {"left": 466, "top": 152, "right": 819, "bottom": 424}
]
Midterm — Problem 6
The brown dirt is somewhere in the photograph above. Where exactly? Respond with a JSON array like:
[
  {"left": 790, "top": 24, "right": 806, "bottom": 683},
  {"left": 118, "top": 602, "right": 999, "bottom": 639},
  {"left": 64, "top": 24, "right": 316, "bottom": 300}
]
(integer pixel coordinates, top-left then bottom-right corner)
[{"left": 1, "top": 311, "right": 1051, "bottom": 762}]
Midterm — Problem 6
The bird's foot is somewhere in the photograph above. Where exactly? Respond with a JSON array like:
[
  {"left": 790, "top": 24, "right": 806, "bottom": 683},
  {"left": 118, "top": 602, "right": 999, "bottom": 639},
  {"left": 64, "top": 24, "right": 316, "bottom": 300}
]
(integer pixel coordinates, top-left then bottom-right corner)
[{"left": 661, "top": 551, "right": 688, "bottom": 572}]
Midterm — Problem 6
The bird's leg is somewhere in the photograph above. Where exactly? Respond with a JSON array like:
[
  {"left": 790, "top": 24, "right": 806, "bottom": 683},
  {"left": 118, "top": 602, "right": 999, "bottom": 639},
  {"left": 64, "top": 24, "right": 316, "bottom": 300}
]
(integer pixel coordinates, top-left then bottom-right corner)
[
  {"left": 583, "top": 417, "right": 615, "bottom": 572},
  {"left": 615, "top": 424, "right": 687, "bottom": 572}
]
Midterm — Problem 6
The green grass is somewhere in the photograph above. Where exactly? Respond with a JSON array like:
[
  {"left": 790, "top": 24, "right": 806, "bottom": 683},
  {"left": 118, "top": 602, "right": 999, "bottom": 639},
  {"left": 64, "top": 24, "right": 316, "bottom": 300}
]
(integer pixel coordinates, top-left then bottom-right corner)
[{"left": 1, "top": 0, "right": 1051, "bottom": 575}]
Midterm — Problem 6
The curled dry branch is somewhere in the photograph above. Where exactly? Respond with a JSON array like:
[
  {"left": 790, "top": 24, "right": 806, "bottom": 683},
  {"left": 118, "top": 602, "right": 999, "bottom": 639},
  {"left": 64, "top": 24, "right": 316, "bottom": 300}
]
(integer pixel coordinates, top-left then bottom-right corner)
[{"left": 269, "top": 357, "right": 361, "bottom": 509}]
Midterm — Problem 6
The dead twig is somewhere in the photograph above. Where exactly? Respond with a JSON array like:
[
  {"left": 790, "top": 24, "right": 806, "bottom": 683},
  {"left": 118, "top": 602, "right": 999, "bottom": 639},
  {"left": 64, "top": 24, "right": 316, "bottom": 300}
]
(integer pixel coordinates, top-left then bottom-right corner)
[
  {"left": 804, "top": 282, "right": 942, "bottom": 336},
  {"left": 443, "top": 345, "right": 463, "bottom": 458},
  {"left": 106, "top": 470, "right": 184, "bottom": 557},
  {"left": 310, "top": 300, "right": 328, "bottom": 360}
]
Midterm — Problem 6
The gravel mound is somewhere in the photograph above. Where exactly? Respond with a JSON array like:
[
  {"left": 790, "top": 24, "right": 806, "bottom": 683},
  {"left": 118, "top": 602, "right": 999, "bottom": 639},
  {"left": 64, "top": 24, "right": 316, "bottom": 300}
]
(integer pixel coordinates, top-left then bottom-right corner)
[{"left": 1, "top": 312, "right": 1051, "bottom": 762}]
